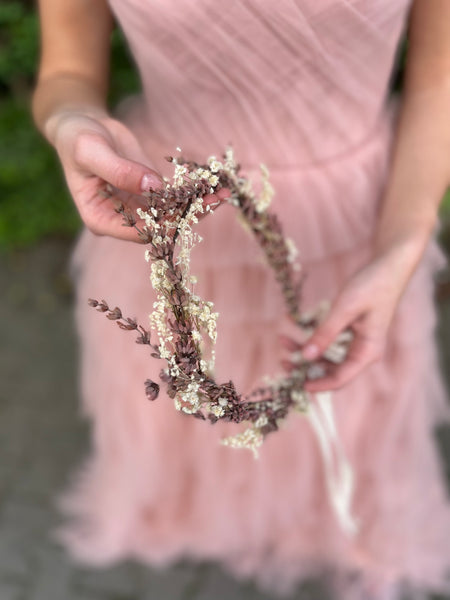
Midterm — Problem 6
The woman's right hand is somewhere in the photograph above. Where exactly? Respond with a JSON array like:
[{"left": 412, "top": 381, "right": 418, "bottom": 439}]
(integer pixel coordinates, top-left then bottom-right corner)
[
  {"left": 47, "top": 109, "right": 165, "bottom": 241},
  {"left": 47, "top": 109, "right": 230, "bottom": 241}
]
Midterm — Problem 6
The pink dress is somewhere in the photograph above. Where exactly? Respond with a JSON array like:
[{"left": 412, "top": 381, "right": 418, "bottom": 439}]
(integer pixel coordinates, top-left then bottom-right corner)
[{"left": 59, "top": 1, "right": 450, "bottom": 597}]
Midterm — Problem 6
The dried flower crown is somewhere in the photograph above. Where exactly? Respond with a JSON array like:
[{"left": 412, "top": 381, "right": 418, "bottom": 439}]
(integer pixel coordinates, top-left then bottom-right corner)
[{"left": 90, "top": 148, "right": 351, "bottom": 458}]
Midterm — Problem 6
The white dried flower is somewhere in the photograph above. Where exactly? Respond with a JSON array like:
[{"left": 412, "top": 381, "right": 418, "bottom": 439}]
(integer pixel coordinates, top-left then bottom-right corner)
[
  {"left": 137, "top": 207, "right": 159, "bottom": 230},
  {"left": 221, "top": 426, "right": 264, "bottom": 459},
  {"left": 195, "top": 168, "right": 210, "bottom": 179},
  {"left": 223, "top": 147, "right": 237, "bottom": 171},
  {"left": 254, "top": 163, "right": 274, "bottom": 213},
  {"left": 291, "top": 390, "right": 309, "bottom": 413},
  {"left": 255, "top": 415, "right": 268, "bottom": 428},
  {"left": 177, "top": 380, "right": 202, "bottom": 412},
  {"left": 285, "top": 237, "right": 299, "bottom": 264},
  {"left": 208, "top": 158, "right": 222, "bottom": 173},
  {"left": 192, "top": 330, "right": 202, "bottom": 343},
  {"left": 210, "top": 404, "right": 225, "bottom": 418},
  {"left": 173, "top": 164, "right": 188, "bottom": 187}
]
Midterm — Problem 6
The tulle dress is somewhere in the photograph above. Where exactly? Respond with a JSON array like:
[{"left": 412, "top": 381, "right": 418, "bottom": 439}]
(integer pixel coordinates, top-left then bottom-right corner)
[{"left": 58, "top": 1, "right": 450, "bottom": 598}]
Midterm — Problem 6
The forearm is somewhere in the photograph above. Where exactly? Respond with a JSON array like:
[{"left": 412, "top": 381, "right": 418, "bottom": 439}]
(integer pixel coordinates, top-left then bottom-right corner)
[
  {"left": 32, "top": 0, "right": 113, "bottom": 143},
  {"left": 374, "top": 88, "right": 450, "bottom": 266},
  {"left": 373, "top": 0, "right": 450, "bottom": 275}
]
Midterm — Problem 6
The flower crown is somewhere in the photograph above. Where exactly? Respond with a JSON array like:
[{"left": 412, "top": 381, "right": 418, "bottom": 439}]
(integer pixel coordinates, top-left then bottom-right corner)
[{"left": 89, "top": 148, "right": 351, "bottom": 458}]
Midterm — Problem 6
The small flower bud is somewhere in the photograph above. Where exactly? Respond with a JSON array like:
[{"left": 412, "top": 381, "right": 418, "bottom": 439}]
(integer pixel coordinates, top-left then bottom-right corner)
[{"left": 144, "top": 380, "right": 160, "bottom": 401}]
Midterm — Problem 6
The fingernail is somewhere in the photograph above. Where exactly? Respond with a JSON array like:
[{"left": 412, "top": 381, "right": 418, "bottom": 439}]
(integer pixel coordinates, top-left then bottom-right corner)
[
  {"left": 302, "top": 344, "right": 320, "bottom": 360},
  {"left": 141, "top": 173, "right": 162, "bottom": 192}
]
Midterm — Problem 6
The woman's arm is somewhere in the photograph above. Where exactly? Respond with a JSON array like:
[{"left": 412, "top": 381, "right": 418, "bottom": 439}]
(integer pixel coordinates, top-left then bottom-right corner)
[
  {"left": 32, "top": 0, "right": 163, "bottom": 240},
  {"left": 33, "top": 0, "right": 226, "bottom": 239},
  {"left": 33, "top": 0, "right": 113, "bottom": 139},
  {"left": 296, "top": 0, "right": 450, "bottom": 391},
  {"left": 374, "top": 0, "right": 450, "bottom": 267}
]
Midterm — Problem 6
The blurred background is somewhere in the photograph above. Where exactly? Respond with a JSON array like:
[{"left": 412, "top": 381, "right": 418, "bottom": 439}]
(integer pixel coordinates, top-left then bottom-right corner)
[{"left": 1, "top": 1, "right": 450, "bottom": 598}]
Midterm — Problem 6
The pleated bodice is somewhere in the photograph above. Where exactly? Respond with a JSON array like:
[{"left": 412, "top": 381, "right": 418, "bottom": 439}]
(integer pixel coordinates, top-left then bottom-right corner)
[{"left": 109, "top": 0, "right": 411, "bottom": 168}]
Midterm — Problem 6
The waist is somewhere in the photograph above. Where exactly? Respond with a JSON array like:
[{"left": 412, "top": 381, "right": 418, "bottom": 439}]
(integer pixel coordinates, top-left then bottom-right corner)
[{"left": 118, "top": 94, "right": 398, "bottom": 175}]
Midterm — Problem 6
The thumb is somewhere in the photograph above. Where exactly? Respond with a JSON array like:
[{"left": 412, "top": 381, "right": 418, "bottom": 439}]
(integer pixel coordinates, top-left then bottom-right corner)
[
  {"left": 302, "top": 301, "right": 355, "bottom": 361},
  {"left": 75, "top": 132, "right": 163, "bottom": 194}
]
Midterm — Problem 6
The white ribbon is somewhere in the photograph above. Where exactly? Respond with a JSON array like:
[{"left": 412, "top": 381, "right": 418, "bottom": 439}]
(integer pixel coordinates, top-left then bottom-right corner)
[{"left": 306, "top": 392, "right": 359, "bottom": 536}]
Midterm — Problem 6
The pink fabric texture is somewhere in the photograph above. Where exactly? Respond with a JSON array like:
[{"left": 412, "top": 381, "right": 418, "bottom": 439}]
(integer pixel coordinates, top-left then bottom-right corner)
[{"left": 57, "top": 1, "right": 450, "bottom": 598}]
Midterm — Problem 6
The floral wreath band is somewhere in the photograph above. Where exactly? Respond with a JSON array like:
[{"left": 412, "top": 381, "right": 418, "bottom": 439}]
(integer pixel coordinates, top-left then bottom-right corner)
[{"left": 90, "top": 148, "right": 358, "bottom": 535}]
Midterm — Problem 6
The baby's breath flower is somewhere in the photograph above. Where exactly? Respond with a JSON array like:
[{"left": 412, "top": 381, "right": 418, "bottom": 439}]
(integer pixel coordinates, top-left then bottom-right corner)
[
  {"left": 223, "top": 147, "right": 236, "bottom": 171},
  {"left": 192, "top": 330, "right": 202, "bottom": 343},
  {"left": 173, "top": 164, "right": 188, "bottom": 187},
  {"left": 195, "top": 168, "right": 210, "bottom": 179},
  {"left": 254, "top": 163, "right": 274, "bottom": 213},
  {"left": 221, "top": 426, "right": 264, "bottom": 459},
  {"left": 177, "top": 380, "right": 202, "bottom": 412},
  {"left": 208, "top": 159, "right": 222, "bottom": 173},
  {"left": 285, "top": 237, "right": 299, "bottom": 264},
  {"left": 210, "top": 404, "right": 225, "bottom": 418},
  {"left": 291, "top": 390, "right": 309, "bottom": 413}
]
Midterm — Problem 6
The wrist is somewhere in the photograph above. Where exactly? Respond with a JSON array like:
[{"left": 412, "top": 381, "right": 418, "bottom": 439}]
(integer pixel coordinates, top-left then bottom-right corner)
[
  {"left": 372, "top": 226, "right": 434, "bottom": 287},
  {"left": 374, "top": 210, "right": 436, "bottom": 253},
  {"left": 32, "top": 73, "right": 109, "bottom": 144},
  {"left": 43, "top": 105, "right": 110, "bottom": 146}
]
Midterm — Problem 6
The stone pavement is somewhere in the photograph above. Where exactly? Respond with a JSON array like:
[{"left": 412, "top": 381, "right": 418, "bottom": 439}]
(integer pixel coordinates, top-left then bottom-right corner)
[{"left": 0, "top": 239, "right": 449, "bottom": 600}]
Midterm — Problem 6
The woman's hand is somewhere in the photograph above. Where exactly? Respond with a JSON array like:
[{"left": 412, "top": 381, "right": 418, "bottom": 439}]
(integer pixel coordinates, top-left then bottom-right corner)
[
  {"left": 47, "top": 110, "right": 165, "bottom": 241},
  {"left": 47, "top": 110, "right": 229, "bottom": 241},
  {"left": 283, "top": 235, "right": 429, "bottom": 392}
]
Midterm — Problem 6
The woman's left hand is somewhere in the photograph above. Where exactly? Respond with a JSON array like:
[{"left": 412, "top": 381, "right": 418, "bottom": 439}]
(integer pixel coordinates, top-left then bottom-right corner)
[{"left": 283, "top": 237, "right": 427, "bottom": 392}]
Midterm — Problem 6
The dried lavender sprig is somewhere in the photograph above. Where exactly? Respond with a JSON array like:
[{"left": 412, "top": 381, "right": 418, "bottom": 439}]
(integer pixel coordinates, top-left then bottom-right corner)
[{"left": 88, "top": 298, "right": 160, "bottom": 356}]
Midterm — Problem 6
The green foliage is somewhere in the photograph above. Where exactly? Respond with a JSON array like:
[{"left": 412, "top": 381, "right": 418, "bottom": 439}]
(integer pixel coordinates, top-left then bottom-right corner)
[
  {"left": 109, "top": 28, "right": 141, "bottom": 104},
  {"left": 0, "top": 0, "right": 140, "bottom": 251},
  {"left": 0, "top": 1, "right": 449, "bottom": 251},
  {"left": 0, "top": 0, "right": 38, "bottom": 93},
  {"left": 0, "top": 0, "right": 78, "bottom": 250},
  {"left": 0, "top": 99, "right": 80, "bottom": 249},
  {"left": 442, "top": 189, "right": 450, "bottom": 215}
]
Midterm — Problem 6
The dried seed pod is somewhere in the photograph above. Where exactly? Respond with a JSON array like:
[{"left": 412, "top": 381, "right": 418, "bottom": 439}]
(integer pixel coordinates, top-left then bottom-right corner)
[
  {"left": 144, "top": 380, "right": 160, "bottom": 401},
  {"left": 106, "top": 307, "right": 122, "bottom": 320}
]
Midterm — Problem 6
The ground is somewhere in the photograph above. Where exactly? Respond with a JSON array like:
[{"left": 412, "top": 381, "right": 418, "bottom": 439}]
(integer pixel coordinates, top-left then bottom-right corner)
[{"left": 0, "top": 238, "right": 449, "bottom": 600}]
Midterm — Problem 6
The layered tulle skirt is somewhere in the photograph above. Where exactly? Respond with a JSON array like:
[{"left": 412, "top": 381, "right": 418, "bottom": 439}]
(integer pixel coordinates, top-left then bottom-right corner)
[{"left": 56, "top": 112, "right": 450, "bottom": 599}]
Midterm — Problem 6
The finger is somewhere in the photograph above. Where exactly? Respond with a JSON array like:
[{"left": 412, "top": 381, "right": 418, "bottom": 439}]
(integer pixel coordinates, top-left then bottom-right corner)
[
  {"left": 202, "top": 187, "right": 231, "bottom": 213},
  {"left": 301, "top": 301, "right": 358, "bottom": 361},
  {"left": 75, "top": 133, "right": 163, "bottom": 194},
  {"left": 278, "top": 334, "right": 301, "bottom": 352},
  {"left": 303, "top": 358, "right": 366, "bottom": 392},
  {"left": 304, "top": 337, "right": 380, "bottom": 392},
  {"left": 77, "top": 180, "right": 146, "bottom": 242},
  {"left": 216, "top": 187, "right": 231, "bottom": 200}
]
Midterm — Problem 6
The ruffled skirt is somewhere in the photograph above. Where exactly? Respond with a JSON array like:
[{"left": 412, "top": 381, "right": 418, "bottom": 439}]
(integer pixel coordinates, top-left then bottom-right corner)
[{"left": 56, "top": 112, "right": 450, "bottom": 599}]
